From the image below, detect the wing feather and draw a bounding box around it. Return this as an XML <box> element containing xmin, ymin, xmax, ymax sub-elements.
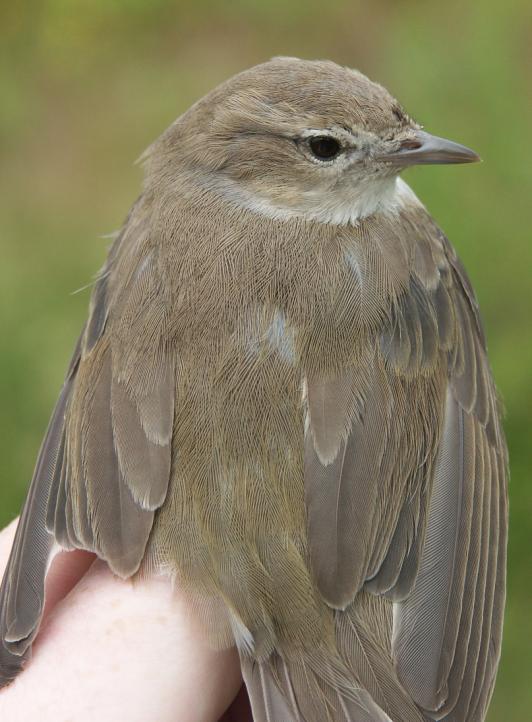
<box><xmin>304</xmin><ymin>217</ymin><xmax>507</xmax><ymax>721</ymax></box>
<box><xmin>0</xmin><ymin>348</ymin><xmax>79</xmax><ymax>685</ymax></box>
<box><xmin>0</xmin><ymin>203</ymin><xmax>175</xmax><ymax>687</ymax></box>
<box><xmin>305</xmin><ymin>359</ymin><xmax>395</xmax><ymax>608</ymax></box>
<box><xmin>392</xmin><ymin>237</ymin><xmax>508</xmax><ymax>720</ymax></box>
<box><xmin>392</xmin><ymin>390</ymin><xmax>476</xmax><ymax>710</ymax></box>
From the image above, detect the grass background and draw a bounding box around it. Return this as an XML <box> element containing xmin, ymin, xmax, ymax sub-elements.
<box><xmin>0</xmin><ymin>1</ymin><xmax>530</xmax><ymax>718</ymax></box>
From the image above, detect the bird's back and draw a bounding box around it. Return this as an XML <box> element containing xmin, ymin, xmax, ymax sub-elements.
<box><xmin>0</xmin><ymin>57</ymin><xmax>508</xmax><ymax>722</ymax></box>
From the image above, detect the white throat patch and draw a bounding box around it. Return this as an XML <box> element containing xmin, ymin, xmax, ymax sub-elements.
<box><xmin>201</xmin><ymin>173</ymin><xmax>422</xmax><ymax>226</ymax></box>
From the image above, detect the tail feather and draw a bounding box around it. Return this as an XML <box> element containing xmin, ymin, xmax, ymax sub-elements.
<box><xmin>240</xmin><ymin>593</ymin><xmax>427</xmax><ymax>722</ymax></box>
<box><xmin>241</xmin><ymin>651</ymin><xmax>393</xmax><ymax>722</ymax></box>
<box><xmin>242</xmin><ymin>656</ymin><xmax>298</xmax><ymax>722</ymax></box>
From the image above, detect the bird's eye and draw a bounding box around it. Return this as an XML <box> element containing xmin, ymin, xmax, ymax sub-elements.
<box><xmin>308</xmin><ymin>135</ymin><xmax>342</xmax><ymax>161</ymax></box>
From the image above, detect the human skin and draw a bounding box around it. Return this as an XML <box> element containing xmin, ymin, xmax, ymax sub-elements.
<box><xmin>0</xmin><ymin>519</ymin><xmax>251</xmax><ymax>722</ymax></box>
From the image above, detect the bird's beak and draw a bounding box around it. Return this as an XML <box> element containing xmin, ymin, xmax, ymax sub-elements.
<box><xmin>376</xmin><ymin>129</ymin><xmax>480</xmax><ymax>167</ymax></box>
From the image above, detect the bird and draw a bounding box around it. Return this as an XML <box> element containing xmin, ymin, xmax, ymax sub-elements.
<box><xmin>0</xmin><ymin>57</ymin><xmax>508</xmax><ymax>722</ymax></box>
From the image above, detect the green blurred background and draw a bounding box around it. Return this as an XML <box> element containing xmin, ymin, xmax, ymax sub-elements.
<box><xmin>0</xmin><ymin>1</ymin><xmax>530</xmax><ymax>718</ymax></box>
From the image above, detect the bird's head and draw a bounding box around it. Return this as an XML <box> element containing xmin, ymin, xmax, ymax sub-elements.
<box><xmin>147</xmin><ymin>57</ymin><xmax>479</xmax><ymax>224</ymax></box>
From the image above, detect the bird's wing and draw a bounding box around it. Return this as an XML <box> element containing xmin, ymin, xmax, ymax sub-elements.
<box><xmin>0</xmin><ymin>197</ymin><xmax>174</xmax><ymax>686</ymax></box>
<box><xmin>304</xmin><ymin>220</ymin><xmax>508</xmax><ymax>721</ymax></box>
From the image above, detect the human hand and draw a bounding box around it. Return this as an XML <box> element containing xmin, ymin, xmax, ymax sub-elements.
<box><xmin>0</xmin><ymin>519</ymin><xmax>252</xmax><ymax>721</ymax></box>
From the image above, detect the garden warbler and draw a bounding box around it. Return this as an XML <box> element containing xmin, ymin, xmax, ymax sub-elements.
<box><xmin>0</xmin><ymin>57</ymin><xmax>507</xmax><ymax>722</ymax></box>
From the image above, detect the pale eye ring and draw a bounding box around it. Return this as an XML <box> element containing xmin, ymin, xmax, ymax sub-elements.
<box><xmin>307</xmin><ymin>135</ymin><xmax>342</xmax><ymax>161</ymax></box>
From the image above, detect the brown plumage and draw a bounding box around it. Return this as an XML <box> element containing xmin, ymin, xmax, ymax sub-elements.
<box><xmin>0</xmin><ymin>57</ymin><xmax>507</xmax><ymax>722</ymax></box>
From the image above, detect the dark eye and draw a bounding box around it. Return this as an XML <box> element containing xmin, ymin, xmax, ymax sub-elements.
<box><xmin>308</xmin><ymin>135</ymin><xmax>342</xmax><ymax>161</ymax></box>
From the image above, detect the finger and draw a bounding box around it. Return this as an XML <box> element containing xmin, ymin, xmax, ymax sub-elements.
<box><xmin>0</xmin><ymin>557</ymin><xmax>242</xmax><ymax>722</ymax></box>
<box><xmin>0</xmin><ymin>519</ymin><xmax>97</xmax><ymax>623</ymax></box>
<box><xmin>42</xmin><ymin>549</ymin><xmax>96</xmax><ymax>616</ymax></box>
